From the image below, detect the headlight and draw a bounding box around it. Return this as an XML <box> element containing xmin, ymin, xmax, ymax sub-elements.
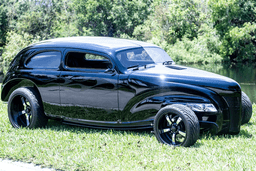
<box><xmin>186</xmin><ymin>103</ymin><xmax>217</xmax><ymax>112</ymax></box>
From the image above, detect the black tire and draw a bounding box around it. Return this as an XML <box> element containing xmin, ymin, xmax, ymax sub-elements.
<box><xmin>8</xmin><ymin>87</ymin><xmax>48</xmax><ymax>128</ymax></box>
<box><xmin>153</xmin><ymin>104</ymin><xmax>200</xmax><ymax>147</ymax></box>
<box><xmin>241</xmin><ymin>91</ymin><xmax>252</xmax><ymax>125</ymax></box>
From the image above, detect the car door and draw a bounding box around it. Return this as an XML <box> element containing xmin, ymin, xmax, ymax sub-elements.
<box><xmin>59</xmin><ymin>49</ymin><xmax>119</xmax><ymax>123</ymax></box>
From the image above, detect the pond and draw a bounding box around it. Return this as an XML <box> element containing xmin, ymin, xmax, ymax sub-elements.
<box><xmin>184</xmin><ymin>63</ymin><xmax>256</xmax><ymax>103</ymax></box>
<box><xmin>0</xmin><ymin>63</ymin><xmax>255</xmax><ymax>103</ymax></box>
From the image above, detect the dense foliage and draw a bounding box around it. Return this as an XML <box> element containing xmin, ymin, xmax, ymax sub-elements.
<box><xmin>210</xmin><ymin>0</ymin><xmax>256</xmax><ymax>62</ymax></box>
<box><xmin>0</xmin><ymin>0</ymin><xmax>255</xmax><ymax>73</ymax></box>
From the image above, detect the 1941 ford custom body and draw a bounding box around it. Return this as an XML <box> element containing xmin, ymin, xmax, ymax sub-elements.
<box><xmin>1</xmin><ymin>37</ymin><xmax>252</xmax><ymax>147</ymax></box>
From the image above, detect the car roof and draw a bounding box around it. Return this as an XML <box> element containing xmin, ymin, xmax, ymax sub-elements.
<box><xmin>29</xmin><ymin>37</ymin><xmax>159</xmax><ymax>54</ymax></box>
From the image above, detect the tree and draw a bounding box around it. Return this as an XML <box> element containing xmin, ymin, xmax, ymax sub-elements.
<box><xmin>133</xmin><ymin>0</ymin><xmax>201</xmax><ymax>45</ymax></box>
<box><xmin>0</xmin><ymin>1</ymin><xmax>8</xmax><ymax>45</ymax></box>
<box><xmin>15</xmin><ymin>0</ymin><xmax>59</xmax><ymax>39</ymax></box>
<box><xmin>133</xmin><ymin>0</ymin><xmax>222</xmax><ymax>64</ymax></box>
<box><xmin>72</xmin><ymin>0</ymin><xmax>152</xmax><ymax>37</ymax></box>
<box><xmin>210</xmin><ymin>0</ymin><xmax>256</xmax><ymax>62</ymax></box>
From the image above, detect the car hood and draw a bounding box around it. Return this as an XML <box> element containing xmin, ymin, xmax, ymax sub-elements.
<box><xmin>128</xmin><ymin>64</ymin><xmax>240</xmax><ymax>92</ymax></box>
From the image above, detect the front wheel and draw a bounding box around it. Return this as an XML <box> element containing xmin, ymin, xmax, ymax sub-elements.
<box><xmin>8</xmin><ymin>87</ymin><xmax>48</xmax><ymax>128</ymax></box>
<box><xmin>153</xmin><ymin>104</ymin><xmax>200</xmax><ymax>147</ymax></box>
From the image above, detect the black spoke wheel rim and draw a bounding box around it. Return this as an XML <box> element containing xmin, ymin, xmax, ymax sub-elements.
<box><xmin>158</xmin><ymin>113</ymin><xmax>186</xmax><ymax>146</ymax></box>
<box><xmin>10</xmin><ymin>95</ymin><xmax>32</xmax><ymax>127</ymax></box>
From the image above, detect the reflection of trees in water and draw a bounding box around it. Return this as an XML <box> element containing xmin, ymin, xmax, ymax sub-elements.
<box><xmin>0</xmin><ymin>68</ymin><xmax>3</xmax><ymax>83</ymax></box>
<box><xmin>184</xmin><ymin>63</ymin><xmax>256</xmax><ymax>103</ymax></box>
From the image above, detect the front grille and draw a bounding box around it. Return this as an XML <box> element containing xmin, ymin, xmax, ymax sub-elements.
<box><xmin>223</xmin><ymin>96</ymin><xmax>241</xmax><ymax>133</ymax></box>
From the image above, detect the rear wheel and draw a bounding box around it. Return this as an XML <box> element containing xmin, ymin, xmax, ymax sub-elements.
<box><xmin>241</xmin><ymin>91</ymin><xmax>252</xmax><ymax>125</ymax></box>
<box><xmin>8</xmin><ymin>87</ymin><xmax>48</xmax><ymax>128</ymax></box>
<box><xmin>153</xmin><ymin>104</ymin><xmax>200</xmax><ymax>147</ymax></box>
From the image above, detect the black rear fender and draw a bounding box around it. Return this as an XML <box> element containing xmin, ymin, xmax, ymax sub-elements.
<box><xmin>1</xmin><ymin>78</ymin><xmax>41</xmax><ymax>103</ymax></box>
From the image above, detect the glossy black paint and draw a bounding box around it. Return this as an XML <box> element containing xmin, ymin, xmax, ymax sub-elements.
<box><xmin>1</xmin><ymin>37</ymin><xmax>242</xmax><ymax>134</ymax></box>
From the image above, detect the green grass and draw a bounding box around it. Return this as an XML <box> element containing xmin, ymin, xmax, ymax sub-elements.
<box><xmin>0</xmin><ymin>99</ymin><xmax>256</xmax><ymax>170</ymax></box>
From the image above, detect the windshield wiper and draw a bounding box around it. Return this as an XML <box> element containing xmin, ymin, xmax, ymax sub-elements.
<box><xmin>127</xmin><ymin>65</ymin><xmax>140</xmax><ymax>70</ymax></box>
<box><xmin>163</xmin><ymin>61</ymin><xmax>174</xmax><ymax>65</ymax></box>
<box><xmin>127</xmin><ymin>63</ymin><xmax>155</xmax><ymax>70</ymax></box>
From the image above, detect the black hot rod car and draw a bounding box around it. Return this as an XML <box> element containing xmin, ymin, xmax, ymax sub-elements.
<box><xmin>1</xmin><ymin>37</ymin><xmax>252</xmax><ymax>147</ymax></box>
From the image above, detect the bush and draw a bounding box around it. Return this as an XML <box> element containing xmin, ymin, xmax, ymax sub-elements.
<box><xmin>167</xmin><ymin>37</ymin><xmax>222</xmax><ymax>64</ymax></box>
<box><xmin>2</xmin><ymin>31</ymin><xmax>40</xmax><ymax>74</ymax></box>
<box><xmin>167</xmin><ymin>24</ymin><xmax>222</xmax><ymax>64</ymax></box>
<box><xmin>219</xmin><ymin>23</ymin><xmax>256</xmax><ymax>62</ymax></box>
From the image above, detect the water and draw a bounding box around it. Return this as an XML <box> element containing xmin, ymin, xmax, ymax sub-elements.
<box><xmin>0</xmin><ymin>67</ymin><xmax>2</xmax><ymax>83</ymax></box>
<box><xmin>184</xmin><ymin>63</ymin><xmax>256</xmax><ymax>103</ymax></box>
<box><xmin>0</xmin><ymin>63</ymin><xmax>255</xmax><ymax>103</ymax></box>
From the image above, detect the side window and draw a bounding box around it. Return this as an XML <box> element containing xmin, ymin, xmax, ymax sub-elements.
<box><xmin>66</xmin><ymin>52</ymin><xmax>112</xmax><ymax>69</ymax></box>
<box><xmin>26</xmin><ymin>51</ymin><xmax>61</xmax><ymax>69</ymax></box>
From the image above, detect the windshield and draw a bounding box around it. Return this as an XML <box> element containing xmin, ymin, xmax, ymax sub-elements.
<box><xmin>116</xmin><ymin>47</ymin><xmax>173</xmax><ymax>68</ymax></box>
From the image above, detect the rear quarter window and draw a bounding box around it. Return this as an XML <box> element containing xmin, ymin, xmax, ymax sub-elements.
<box><xmin>26</xmin><ymin>51</ymin><xmax>61</xmax><ymax>69</ymax></box>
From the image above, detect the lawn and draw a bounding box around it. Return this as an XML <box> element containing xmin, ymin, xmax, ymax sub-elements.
<box><xmin>0</xmin><ymin>93</ymin><xmax>256</xmax><ymax>170</ymax></box>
